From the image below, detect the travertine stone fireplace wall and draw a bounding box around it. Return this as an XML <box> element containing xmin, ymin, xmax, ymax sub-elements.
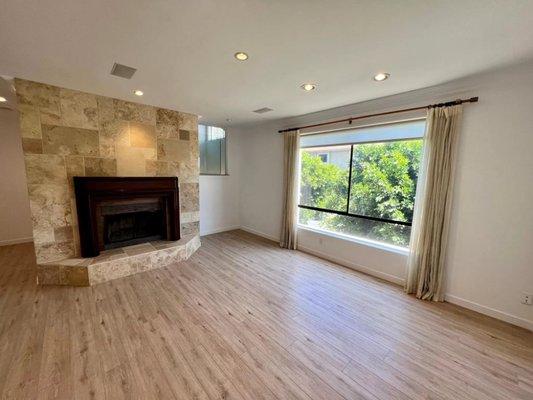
<box><xmin>15</xmin><ymin>78</ymin><xmax>200</xmax><ymax>264</ymax></box>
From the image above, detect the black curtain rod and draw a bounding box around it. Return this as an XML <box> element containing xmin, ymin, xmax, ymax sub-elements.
<box><xmin>278</xmin><ymin>96</ymin><xmax>478</xmax><ymax>134</ymax></box>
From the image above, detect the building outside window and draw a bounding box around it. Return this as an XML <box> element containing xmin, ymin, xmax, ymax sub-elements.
<box><xmin>298</xmin><ymin>119</ymin><xmax>425</xmax><ymax>248</ymax></box>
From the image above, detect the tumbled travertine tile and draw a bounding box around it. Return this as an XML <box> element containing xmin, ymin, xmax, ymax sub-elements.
<box><xmin>35</xmin><ymin>240</ymin><xmax>75</xmax><ymax>264</ymax></box>
<box><xmin>107</xmin><ymin>252</ymin><xmax>130</xmax><ymax>261</ymax></box>
<box><xmin>156</xmin><ymin>122</ymin><xmax>179</xmax><ymax>139</ymax></box>
<box><xmin>116</xmin><ymin>146</ymin><xmax>155</xmax><ymax>176</ymax></box>
<box><xmin>54</xmin><ymin>226</ymin><xmax>74</xmax><ymax>243</ymax></box>
<box><xmin>181</xmin><ymin>211</ymin><xmax>200</xmax><ymax>223</ymax></box>
<box><xmin>15</xmin><ymin>78</ymin><xmax>61</xmax><ymax>124</ymax></box>
<box><xmin>96</xmin><ymin>96</ymin><xmax>114</xmax><ymax>127</ymax></box>
<box><xmin>180</xmin><ymin>183</ymin><xmax>199</xmax><ymax>212</ymax></box>
<box><xmin>22</xmin><ymin>138</ymin><xmax>43</xmax><ymax>154</ymax></box>
<box><xmin>24</xmin><ymin>154</ymin><xmax>67</xmax><ymax>185</ymax></box>
<box><xmin>104</xmin><ymin>254</ymin><xmax>143</xmax><ymax>281</ymax></box>
<box><xmin>188</xmin><ymin>129</ymin><xmax>198</xmax><ymax>144</ymax></box>
<box><xmin>167</xmin><ymin>161</ymin><xmax>179</xmax><ymax>177</ymax></box>
<box><xmin>38</xmin><ymin>264</ymin><xmax>88</xmax><ymax>286</ymax></box>
<box><xmin>145</xmin><ymin>160</ymin><xmax>169</xmax><ymax>176</ymax></box>
<box><xmin>152</xmin><ymin>241</ymin><xmax>177</xmax><ymax>250</ymax></box>
<box><xmin>65</xmin><ymin>155</ymin><xmax>85</xmax><ymax>177</ymax></box>
<box><xmin>181</xmin><ymin>221</ymin><xmax>199</xmax><ymax>236</ymax></box>
<box><xmin>156</xmin><ymin>108</ymin><xmax>181</xmax><ymax>125</ymax></box>
<box><xmin>186</xmin><ymin>235</ymin><xmax>201</xmax><ymax>258</ymax></box>
<box><xmin>177</xmin><ymin>161</ymin><xmax>199</xmax><ymax>183</ymax></box>
<box><xmin>36</xmin><ymin>264</ymin><xmax>61</xmax><ymax>285</ymax></box>
<box><xmin>62</xmin><ymin>266</ymin><xmax>89</xmax><ymax>286</ymax></box>
<box><xmin>42</xmin><ymin>124</ymin><xmax>99</xmax><ymax>156</ymax></box>
<box><xmin>149</xmin><ymin>246</ymin><xmax>183</xmax><ymax>267</ymax></box>
<box><xmin>179</xmin><ymin>112</ymin><xmax>198</xmax><ymax>131</ymax></box>
<box><xmin>113</xmin><ymin>99</ymin><xmax>156</xmax><ymax>125</ymax></box>
<box><xmin>157</xmin><ymin>139</ymin><xmax>191</xmax><ymax>162</ymax></box>
<box><xmin>54</xmin><ymin>257</ymin><xmax>91</xmax><ymax>267</ymax></box>
<box><xmin>129</xmin><ymin>122</ymin><xmax>156</xmax><ymax>148</ymax></box>
<box><xmin>98</xmin><ymin>120</ymin><xmax>130</xmax><ymax>158</ymax></box>
<box><xmin>18</xmin><ymin>104</ymin><xmax>42</xmax><ymax>138</ymax></box>
<box><xmin>38</xmin><ymin>235</ymin><xmax>200</xmax><ymax>286</ymax></box>
<box><xmin>33</xmin><ymin>226</ymin><xmax>55</xmax><ymax>244</ymax></box>
<box><xmin>98</xmin><ymin>248</ymin><xmax>126</xmax><ymax>258</ymax></box>
<box><xmin>84</xmin><ymin>157</ymin><xmax>117</xmax><ymax>176</ymax></box>
<box><xmin>59</xmin><ymin>88</ymin><xmax>98</xmax><ymax>129</ymax></box>
<box><xmin>28</xmin><ymin>184</ymin><xmax>71</xmax><ymax>229</ymax></box>
<box><xmin>100</xmin><ymin>120</ymin><xmax>130</xmax><ymax>144</ymax></box>
<box><xmin>123</xmin><ymin>243</ymin><xmax>156</xmax><ymax>256</ymax></box>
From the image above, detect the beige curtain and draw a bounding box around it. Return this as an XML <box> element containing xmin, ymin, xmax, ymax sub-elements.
<box><xmin>280</xmin><ymin>130</ymin><xmax>300</xmax><ymax>249</ymax></box>
<box><xmin>405</xmin><ymin>105</ymin><xmax>463</xmax><ymax>301</ymax></box>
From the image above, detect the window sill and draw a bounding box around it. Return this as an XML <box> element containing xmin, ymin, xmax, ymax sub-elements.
<box><xmin>297</xmin><ymin>224</ymin><xmax>409</xmax><ymax>256</ymax></box>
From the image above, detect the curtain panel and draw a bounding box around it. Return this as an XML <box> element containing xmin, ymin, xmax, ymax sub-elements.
<box><xmin>280</xmin><ymin>130</ymin><xmax>300</xmax><ymax>249</ymax></box>
<box><xmin>405</xmin><ymin>105</ymin><xmax>463</xmax><ymax>301</ymax></box>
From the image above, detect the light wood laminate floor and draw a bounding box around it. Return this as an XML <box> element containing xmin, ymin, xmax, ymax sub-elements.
<box><xmin>1</xmin><ymin>230</ymin><xmax>532</xmax><ymax>399</ymax></box>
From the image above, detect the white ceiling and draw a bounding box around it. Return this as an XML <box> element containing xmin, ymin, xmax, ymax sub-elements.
<box><xmin>1</xmin><ymin>1</ymin><xmax>533</xmax><ymax>127</ymax></box>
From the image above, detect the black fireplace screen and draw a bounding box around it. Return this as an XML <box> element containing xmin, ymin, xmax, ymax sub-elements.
<box><xmin>103</xmin><ymin>210</ymin><xmax>164</xmax><ymax>249</ymax></box>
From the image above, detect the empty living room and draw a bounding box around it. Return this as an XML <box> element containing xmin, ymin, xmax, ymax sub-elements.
<box><xmin>1</xmin><ymin>1</ymin><xmax>533</xmax><ymax>399</ymax></box>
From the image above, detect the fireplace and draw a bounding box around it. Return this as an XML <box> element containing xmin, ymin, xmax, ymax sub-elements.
<box><xmin>74</xmin><ymin>177</ymin><xmax>180</xmax><ymax>257</ymax></box>
<box><xmin>100</xmin><ymin>198</ymin><xmax>165</xmax><ymax>249</ymax></box>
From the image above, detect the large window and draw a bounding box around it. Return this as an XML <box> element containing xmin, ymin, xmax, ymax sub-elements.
<box><xmin>199</xmin><ymin>125</ymin><xmax>227</xmax><ymax>175</ymax></box>
<box><xmin>298</xmin><ymin>120</ymin><xmax>425</xmax><ymax>247</ymax></box>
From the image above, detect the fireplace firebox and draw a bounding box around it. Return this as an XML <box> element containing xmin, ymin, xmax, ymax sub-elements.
<box><xmin>74</xmin><ymin>177</ymin><xmax>180</xmax><ymax>257</ymax></box>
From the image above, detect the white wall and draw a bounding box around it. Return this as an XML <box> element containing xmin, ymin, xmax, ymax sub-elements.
<box><xmin>0</xmin><ymin>78</ymin><xmax>33</xmax><ymax>245</ymax></box>
<box><xmin>237</xmin><ymin>61</ymin><xmax>533</xmax><ymax>330</ymax></box>
<box><xmin>239</xmin><ymin>122</ymin><xmax>285</xmax><ymax>240</ymax></box>
<box><xmin>199</xmin><ymin>128</ymin><xmax>242</xmax><ymax>236</ymax></box>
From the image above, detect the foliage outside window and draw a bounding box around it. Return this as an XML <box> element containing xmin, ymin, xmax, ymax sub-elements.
<box><xmin>199</xmin><ymin>125</ymin><xmax>227</xmax><ymax>175</ymax></box>
<box><xmin>298</xmin><ymin>120</ymin><xmax>425</xmax><ymax>247</ymax></box>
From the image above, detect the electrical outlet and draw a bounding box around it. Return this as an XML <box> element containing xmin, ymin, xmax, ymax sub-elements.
<box><xmin>521</xmin><ymin>293</ymin><xmax>533</xmax><ymax>305</ymax></box>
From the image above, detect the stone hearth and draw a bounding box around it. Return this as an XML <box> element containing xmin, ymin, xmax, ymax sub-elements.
<box><xmin>37</xmin><ymin>234</ymin><xmax>200</xmax><ymax>286</ymax></box>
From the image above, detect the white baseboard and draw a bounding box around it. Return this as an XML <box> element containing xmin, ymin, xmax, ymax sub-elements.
<box><xmin>0</xmin><ymin>236</ymin><xmax>33</xmax><ymax>246</ymax></box>
<box><xmin>445</xmin><ymin>294</ymin><xmax>533</xmax><ymax>332</ymax></box>
<box><xmin>239</xmin><ymin>226</ymin><xmax>279</xmax><ymax>242</ymax></box>
<box><xmin>200</xmin><ymin>225</ymin><xmax>241</xmax><ymax>236</ymax></box>
<box><xmin>298</xmin><ymin>244</ymin><xmax>405</xmax><ymax>286</ymax></box>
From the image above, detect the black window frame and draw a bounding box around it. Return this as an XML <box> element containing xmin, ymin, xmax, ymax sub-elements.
<box><xmin>298</xmin><ymin>136</ymin><xmax>424</xmax><ymax>228</ymax></box>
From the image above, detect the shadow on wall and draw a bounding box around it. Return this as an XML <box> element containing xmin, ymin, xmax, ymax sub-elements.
<box><xmin>0</xmin><ymin>77</ymin><xmax>33</xmax><ymax>245</ymax></box>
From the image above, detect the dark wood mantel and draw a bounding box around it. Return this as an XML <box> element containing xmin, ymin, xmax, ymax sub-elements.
<box><xmin>74</xmin><ymin>177</ymin><xmax>180</xmax><ymax>257</ymax></box>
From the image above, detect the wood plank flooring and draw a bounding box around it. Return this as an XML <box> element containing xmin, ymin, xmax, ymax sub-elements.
<box><xmin>0</xmin><ymin>230</ymin><xmax>532</xmax><ymax>399</ymax></box>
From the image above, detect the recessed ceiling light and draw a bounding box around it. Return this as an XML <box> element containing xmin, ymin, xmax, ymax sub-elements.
<box><xmin>198</xmin><ymin>115</ymin><xmax>203</xmax><ymax>119</ymax></box>
<box><xmin>0</xmin><ymin>96</ymin><xmax>6</xmax><ymax>102</ymax></box>
<box><xmin>133</xmin><ymin>90</ymin><xmax>144</xmax><ymax>96</ymax></box>
<box><xmin>373</xmin><ymin>72</ymin><xmax>390</xmax><ymax>82</ymax></box>
<box><xmin>301</xmin><ymin>83</ymin><xmax>317</xmax><ymax>91</ymax></box>
<box><xmin>234</xmin><ymin>52</ymin><xmax>249</xmax><ymax>61</ymax></box>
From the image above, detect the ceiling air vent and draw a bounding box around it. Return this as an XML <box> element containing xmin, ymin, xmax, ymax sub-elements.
<box><xmin>253</xmin><ymin>107</ymin><xmax>274</xmax><ymax>114</ymax></box>
<box><xmin>110</xmin><ymin>63</ymin><xmax>137</xmax><ymax>79</ymax></box>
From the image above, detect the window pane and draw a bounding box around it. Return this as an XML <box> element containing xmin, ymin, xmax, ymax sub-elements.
<box><xmin>348</xmin><ymin>140</ymin><xmax>423</xmax><ymax>224</ymax></box>
<box><xmin>300</xmin><ymin>119</ymin><xmax>425</xmax><ymax>148</ymax></box>
<box><xmin>199</xmin><ymin>125</ymin><xmax>227</xmax><ymax>175</ymax></box>
<box><xmin>298</xmin><ymin>209</ymin><xmax>412</xmax><ymax>247</ymax></box>
<box><xmin>299</xmin><ymin>145</ymin><xmax>350</xmax><ymax>212</ymax></box>
<box><xmin>298</xmin><ymin>119</ymin><xmax>425</xmax><ymax>248</ymax></box>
